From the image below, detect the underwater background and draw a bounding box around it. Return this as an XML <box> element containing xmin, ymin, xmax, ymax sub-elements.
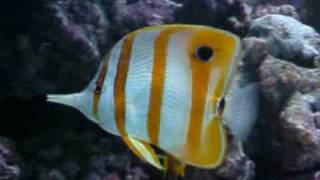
<box><xmin>0</xmin><ymin>0</ymin><xmax>320</xmax><ymax>179</ymax></box>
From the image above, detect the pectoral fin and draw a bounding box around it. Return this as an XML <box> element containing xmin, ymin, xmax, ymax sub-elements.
<box><xmin>122</xmin><ymin>136</ymin><xmax>164</xmax><ymax>170</ymax></box>
<box><xmin>224</xmin><ymin>82</ymin><xmax>259</xmax><ymax>141</ymax></box>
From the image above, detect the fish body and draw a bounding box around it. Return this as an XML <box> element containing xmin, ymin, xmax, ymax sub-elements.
<box><xmin>47</xmin><ymin>24</ymin><xmax>257</xmax><ymax>175</ymax></box>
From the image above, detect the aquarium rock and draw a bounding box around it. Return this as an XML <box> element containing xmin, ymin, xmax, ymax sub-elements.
<box><xmin>248</xmin><ymin>0</ymin><xmax>304</xmax><ymax>7</ymax></box>
<box><xmin>38</xmin><ymin>169</ymin><xmax>66</xmax><ymax>180</ymax></box>
<box><xmin>46</xmin><ymin>0</ymin><xmax>109</xmax><ymax>63</ymax></box>
<box><xmin>259</xmin><ymin>56</ymin><xmax>320</xmax><ymax>109</ymax></box>
<box><xmin>242</xmin><ymin>37</ymin><xmax>268</xmax><ymax>69</ymax></box>
<box><xmin>249</xmin><ymin>0</ymin><xmax>320</xmax><ymax>31</ymax></box>
<box><xmin>109</xmin><ymin>0</ymin><xmax>182</xmax><ymax>37</ymax></box>
<box><xmin>252</xmin><ymin>4</ymin><xmax>299</xmax><ymax>19</ymax></box>
<box><xmin>280</xmin><ymin>91</ymin><xmax>320</xmax><ymax>171</ymax></box>
<box><xmin>0</xmin><ymin>0</ymin><xmax>110</xmax><ymax>98</ymax></box>
<box><xmin>259</xmin><ymin>53</ymin><xmax>320</xmax><ymax>172</ymax></box>
<box><xmin>215</xmin><ymin>141</ymin><xmax>255</xmax><ymax>180</ymax></box>
<box><xmin>38</xmin><ymin>0</ymin><xmax>110</xmax><ymax>91</ymax></box>
<box><xmin>16</xmin><ymin>123</ymin><xmax>154</xmax><ymax>180</ymax></box>
<box><xmin>178</xmin><ymin>0</ymin><xmax>250</xmax><ymax>34</ymax></box>
<box><xmin>250</xmin><ymin>14</ymin><xmax>320</xmax><ymax>67</ymax></box>
<box><xmin>0</xmin><ymin>137</ymin><xmax>21</xmax><ymax>180</ymax></box>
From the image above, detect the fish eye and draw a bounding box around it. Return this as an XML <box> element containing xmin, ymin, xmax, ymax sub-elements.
<box><xmin>195</xmin><ymin>46</ymin><xmax>214</xmax><ymax>62</ymax></box>
<box><xmin>217</xmin><ymin>98</ymin><xmax>225</xmax><ymax>115</ymax></box>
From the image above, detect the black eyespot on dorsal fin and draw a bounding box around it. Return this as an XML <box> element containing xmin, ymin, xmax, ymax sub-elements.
<box><xmin>95</xmin><ymin>84</ymin><xmax>103</xmax><ymax>94</ymax></box>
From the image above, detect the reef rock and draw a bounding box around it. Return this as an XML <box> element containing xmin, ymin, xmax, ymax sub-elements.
<box><xmin>249</xmin><ymin>0</ymin><xmax>320</xmax><ymax>31</ymax></box>
<box><xmin>214</xmin><ymin>142</ymin><xmax>255</xmax><ymax>180</ymax></box>
<box><xmin>45</xmin><ymin>0</ymin><xmax>110</xmax><ymax>63</ymax></box>
<box><xmin>0</xmin><ymin>0</ymin><xmax>110</xmax><ymax>98</ymax></box>
<box><xmin>252</xmin><ymin>4</ymin><xmax>299</xmax><ymax>19</ymax></box>
<box><xmin>250</xmin><ymin>14</ymin><xmax>320</xmax><ymax>67</ymax></box>
<box><xmin>259</xmin><ymin>56</ymin><xmax>320</xmax><ymax>109</ymax></box>
<box><xmin>242</xmin><ymin>37</ymin><xmax>268</xmax><ymax>69</ymax></box>
<box><xmin>281</xmin><ymin>91</ymin><xmax>320</xmax><ymax>171</ymax></box>
<box><xmin>176</xmin><ymin>0</ymin><xmax>250</xmax><ymax>34</ymax></box>
<box><xmin>0</xmin><ymin>137</ymin><xmax>21</xmax><ymax>180</ymax></box>
<box><xmin>36</xmin><ymin>0</ymin><xmax>110</xmax><ymax>91</ymax></box>
<box><xmin>0</xmin><ymin>0</ymin><xmax>249</xmax><ymax>98</ymax></box>
<box><xmin>259</xmin><ymin>55</ymin><xmax>320</xmax><ymax>171</ymax></box>
<box><xmin>109</xmin><ymin>0</ymin><xmax>182</xmax><ymax>37</ymax></box>
<box><xmin>16</xmin><ymin>117</ymin><xmax>155</xmax><ymax>180</ymax></box>
<box><xmin>244</xmin><ymin>25</ymin><xmax>320</xmax><ymax>178</ymax></box>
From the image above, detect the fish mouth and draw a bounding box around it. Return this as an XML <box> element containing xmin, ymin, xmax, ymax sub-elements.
<box><xmin>47</xmin><ymin>93</ymin><xmax>82</xmax><ymax>109</ymax></box>
<box><xmin>47</xmin><ymin>92</ymin><xmax>98</xmax><ymax>123</ymax></box>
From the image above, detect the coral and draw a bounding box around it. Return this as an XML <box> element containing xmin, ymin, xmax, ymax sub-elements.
<box><xmin>0</xmin><ymin>137</ymin><xmax>21</xmax><ymax>180</ymax></box>
<box><xmin>244</xmin><ymin>17</ymin><xmax>320</xmax><ymax>178</ymax></box>
<box><xmin>250</xmin><ymin>14</ymin><xmax>320</xmax><ymax>67</ymax></box>
<box><xmin>259</xmin><ymin>56</ymin><xmax>320</xmax><ymax>110</ymax></box>
<box><xmin>214</xmin><ymin>142</ymin><xmax>255</xmax><ymax>180</ymax></box>
<box><xmin>248</xmin><ymin>0</ymin><xmax>304</xmax><ymax>7</ymax></box>
<box><xmin>36</xmin><ymin>0</ymin><xmax>111</xmax><ymax>92</ymax></box>
<box><xmin>0</xmin><ymin>0</ymin><xmax>248</xmax><ymax>97</ymax></box>
<box><xmin>109</xmin><ymin>0</ymin><xmax>182</xmax><ymax>37</ymax></box>
<box><xmin>249</xmin><ymin>0</ymin><xmax>320</xmax><ymax>31</ymax></box>
<box><xmin>259</xmin><ymin>55</ymin><xmax>320</xmax><ymax>171</ymax></box>
<box><xmin>258</xmin><ymin>55</ymin><xmax>320</xmax><ymax>177</ymax></box>
<box><xmin>0</xmin><ymin>0</ymin><xmax>110</xmax><ymax>98</ymax></box>
<box><xmin>242</xmin><ymin>37</ymin><xmax>268</xmax><ymax>69</ymax></box>
<box><xmin>252</xmin><ymin>4</ymin><xmax>299</xmax><ymax>19</ymax></box>
<box><xmin>280</xmin><ymin>91</ymin><xmax>320</xmax><ymax>171</ymax></box>
<box><xmin>9</xmin><ymin>107</ymin><xmax>156</xmax><ymax>180</ymax></box>
<box><xmin>177</xmin><ymin>0</ymin><xmax>251</xmax><ymax>35</ymax></box>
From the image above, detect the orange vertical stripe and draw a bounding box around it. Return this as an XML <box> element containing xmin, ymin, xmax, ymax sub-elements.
<box><xmin>184</xmin><ymin>28</ymin><xmax>238</xmax><ymax>165</ymax></box>
<box><xmin>114</xmin><ymin>35</ymin><xmax>135</xmax><ymax>136</ymax></box>
<box><xmin>186</xmin><ymin>56</ymin><xmax>212</xmax><ymax>157</ymax></box>
<box><xmin>147</xmin><ymin>28</ymin><xmax>180</xmax><ymax>145</ymax></box>
<box><xmin>93</xmin><ymin>53</ymin><xmax>110</xmax><ymax>120</ymax></box>
<box><xmin>185</xmin><ymin>31</ymin><xmax>225</xmax><ymax>161</ymax></box>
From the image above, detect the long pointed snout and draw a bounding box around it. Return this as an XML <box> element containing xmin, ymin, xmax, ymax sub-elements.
<box><xmin>47</xmin><ymin>93</ymin><xmax>83</xmax><ymax>109</ymax></box>
<box><xmin>47</xmin><ymin>91</ymin><xmax>97</xmax><ymax>123</ymax></box>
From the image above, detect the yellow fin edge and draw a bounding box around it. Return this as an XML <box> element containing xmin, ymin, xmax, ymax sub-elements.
<box><xmin>122</xmin><ymin>136</ymin><xmax>164</xmax><ymax>170</ymax></box>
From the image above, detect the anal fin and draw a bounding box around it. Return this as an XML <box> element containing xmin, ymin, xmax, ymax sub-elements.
<box><xmin>122</xmin><ymin>136</ymin><xmax>164</xmax><ymax>170</ymax></box>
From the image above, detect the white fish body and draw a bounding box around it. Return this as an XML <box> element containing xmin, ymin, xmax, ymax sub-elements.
<box><xmin>47</xmin><ymin>24</ymin><xmax>246</xmax><ymax>175</ymax></box>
